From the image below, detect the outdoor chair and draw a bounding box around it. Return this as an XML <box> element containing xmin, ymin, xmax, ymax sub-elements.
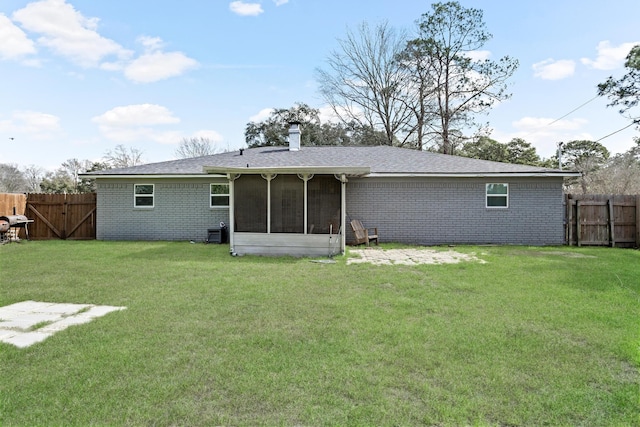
<box><xmin>350</xmin><ymin>219</ymin><xmax>379</xmax><ymax>246</ymax></box>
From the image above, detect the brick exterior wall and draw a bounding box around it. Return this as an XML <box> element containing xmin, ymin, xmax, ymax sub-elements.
<box><xmin>96</xmin><ymin>179</ymin><xmax>229</xmax><ymax>241</ymax></box>
<box><xmin>96</xmin><ymin>176</ymin><xmax>565</xmax><ymax>246</ymax></box>
<box><xmin>345</xmin><ymin>177</ymin><xmax>566</xmax><ymax>245</ymax></box>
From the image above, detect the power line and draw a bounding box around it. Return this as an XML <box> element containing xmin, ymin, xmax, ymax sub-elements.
<box><xmin>545</xmin><ymin>95</ymin><xmax>599</xmax><ymax>127</ymax></box>
<box><xmin>520</xmin><ymin>95</ymin><xmax>600</xmax><ymax>139</ymax></box>
<box><xmin>595</xmin><ymin>120</ymin><xmax>638</xmax><ymax>142</ymax></box>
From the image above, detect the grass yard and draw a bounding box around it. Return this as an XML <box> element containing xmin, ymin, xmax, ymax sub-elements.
<box><xmin>0</xmin><ymin>241</ymin><xmax>638</xmax><ymax>426</ymax></box>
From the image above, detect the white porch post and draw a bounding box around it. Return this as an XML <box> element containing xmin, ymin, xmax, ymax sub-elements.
<box><xmin>341</xmin><ymin>174</ymin><xmax>347</xmax><ymax>254</ymax></box>
<box><xmin>297</xmin><ymin>173</ymin><xmax>313</xmax><ymax>234</ymax></box>
<box><xmin>228</xmin><ymin>173</ymin><xmax>236</xmax><ymax>253</ymax></box>
<box><xmin>261</xmin><ymin>173</ymin><xmax>275</xmax><ymax>234</ymax></box>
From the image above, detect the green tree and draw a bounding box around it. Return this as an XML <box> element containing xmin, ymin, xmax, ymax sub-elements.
<box><xmin>39</xmin><ymin>169</ymin><xmax>75</xmax><ymax>194</ymax></box>
<box><xmin>245</xmin><ymin>103</ymin><xmax>321</xmax><ymax>147</ymax></box>
<box><xmin>597</xmin><ymin>44</ymin><xmax>640</xmax><ymax>123</ymax></box>
<box><xmin>560</xmin><ymin>140</ymin><xmax>610</xmax><ymax>194</ymax></box>
<box><xmin>244</xmin><ymin>103</ymin><xmax>389</xmax><ymax>147</ymax></box>
<box><xmin>560</xmin><ymin>140</ymin><xmax>610</xmax><ymax>170</ymax></box>
<box><xmin>78</xmin><ymin>162</ymin><xmax>111</xmax><ymax>193</ymax></box>
<box><xmin>505</xmin><ymin>138</ymin><xmax>541</xmax><ymax>165</ymax></box>
<box><xmin>459</xmin><ymin>136</ymin><xmax>508</xmax><ymax>162</ymax></box>
<box><xmin>404</xmin><ymin>2</ymin><xmax>518</xmax><ymax>154</ymax></box>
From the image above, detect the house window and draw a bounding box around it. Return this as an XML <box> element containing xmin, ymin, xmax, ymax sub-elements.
<box><xmin>210</xmin><ymin>184</ymin><xmax>230</xmax><ymax>208</ymax></box>
<box><xmin>134</xmin><ymin>184</ymin><xmax>154</xmax><ymax>208</ymax></box>
<box><xmin>486</xmin><ymin>183</ymin><xmax>508</xmax><ymax>208</ymax></box>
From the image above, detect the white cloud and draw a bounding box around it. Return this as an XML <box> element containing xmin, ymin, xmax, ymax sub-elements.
<box><xmin>492</xmin><ymin>116</ymin><xmax>591</xmax><ymax>157</ymax></box>
<box><xmin>464</xmin><ymin>50</ymin><xmax>491</xmax><ymax>62</ymax></box>
<box><xmin>274</xmin><ymin>0</ymin><xmax>289</xmax><ymax>5</ymax></box>
<box><xmin>93</xmin><ymin>104</ymin><xmax>180</xmax><ymax>128</ymax></box>
<box><xmin>192</xmin><ymin>130</ymin><xmax>224</xmax><ymax>142</ymax></box>
<box><xmin>12</xmin><ymin>0</ymin><xmax>132</xmax><ymax>68</ymax></box>
<box><xmin>229</xmin><ymin>1</ymin><xmax>264</xmax><ymax>16</ymax></box>
<box><xmin>318</xmin><ymin>104</ymin><xmax>365</xmax><ymax>124</ymax></box>
<box><xmin>11</xmin><ymin>1</ymin><xmax>197</xmax><ymax>83</ymax></box>
<box><xmin>0</xmin><ymin>13</ymin><xmax>37</xmax><ymax>61</ymax></box>
<box><xmin>92</xmin><ymin>104</ymin><xmax>184</xmax><ymax>143</ymax></box>
<box><xmin>124</xmin><ymin>51</ymin><xmax>199</xmax><ymax>83</ymax></box>
<box><xmin>137</xmin><ymin>35</ymin><xmax>164</xmax><ymax>52</ymax></box>
<box><xmin>249</xmin><ymin>108</ymin><xmax>274</xmax><ymax>122</ymax></box>
<box><xmin>532</xmin><ymin>59</ymin><xmax>575</xmax><ymax>80</ymax></box>
<box><xmin>580</xmin><ymin>40</ymin><xmax>640</xmax><ymax>70</ymax></box>
<box><xmin>0</xmin><ymin>110</ymin><xmax>61</xmax><ymax>138</ymax></box>
<box><xmin>513</xmin><ymin>116</ymin><xmax>587</xmax><ymax>132</ymax></box>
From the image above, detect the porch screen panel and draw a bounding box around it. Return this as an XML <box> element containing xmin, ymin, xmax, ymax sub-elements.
<box><xmin>270</xmin><ymin>175</ymin><xmax>304</xmax><ymax>233</ymax></box>
<box><xmin>308</xmin><ymin>175</ymin><xmax>341</xmax><ymax>234</ymax></box>
<box><xmin>234</xmin><ymin>175</ymin><xmax>267</xmax><ymax>232</ymax></box>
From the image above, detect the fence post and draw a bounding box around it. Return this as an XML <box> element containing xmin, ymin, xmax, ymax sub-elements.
<box><xmin>636</xmin><ymin>195</ymin><xmax>640</xmax><ymax>248</ymax></box>
<box><xmin>608</xmin><ymin>198</ymin><xmax>615</xmax><ymax>248</ymax></box>
<box><xmin>576</xmin><ymin>200</ymin><xmax>581</xmax><ymax>247</ymax></box>
<box><xmin>567</xmin><ymin>196</ymin><xmax>574</xmax><ymax>246</ymax></box>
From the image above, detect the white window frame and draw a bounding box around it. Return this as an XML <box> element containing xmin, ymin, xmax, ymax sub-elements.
<box><xmin>486</xmin><ymin>183</ymin><xmax>509</xmax><ymax>208</ymax></box>
<box><xmin>134</xmin><ymin>184</ymin><xmax>154</xmax><ymax>208</ymax></box>
<box><xmin>210</xmin><ymin>183</ymin><xmax>230</xmax><ymax>209</ymax></box>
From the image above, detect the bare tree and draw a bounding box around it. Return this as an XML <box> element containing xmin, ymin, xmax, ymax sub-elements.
<box><xmin>61</xmin><ymin>158</ymin><xmax>91</xmax><ymax>193</ymax></box>
<box><xmin>405</xmin><ymin>2</ymin><xmax>518</xmax><ymax>154</ymax></box>
<box><xmin>580</xmin><ymin>141</ymin><xmax>640</xmax><ymax>194</ymax></box>
<box><xmin>0</xmin><ymin>163</ymin><xmax>27</xmax><ymax>193</ymax></box>
<box><xmin>175</xmin><ymin>137</ymin><xmax>221</xmax><ymax>158</ymax></box>
<box><xmin>103</xmin><ymin>145</ymin><xmax>145</xmax><ymax>168</ymax></box>
<box><xmin>316</xmin><ymin>21</ymin><xmax>411</xmax><ymax>146</ymax></box>
<box><xmin>22</xmin><ymin>165</ymin><xmax>44</xmax><ymax>193</ymax></box>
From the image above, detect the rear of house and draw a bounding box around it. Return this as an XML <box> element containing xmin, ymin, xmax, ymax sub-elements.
<box><xmin>85</xmin><ymin>128</ymin><xmax>577</xmax><ymax>256</ymax></box>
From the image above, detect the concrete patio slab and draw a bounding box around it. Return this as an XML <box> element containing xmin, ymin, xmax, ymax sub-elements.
<box><xmin>348</xmin><ymin>248</ymin><xmax>485</xmax><ymax>266</ymax></box>
<box><xmin>0</xmin><ymin>301</ymin><xmax>126</xmax><ymax>349</ymax></box>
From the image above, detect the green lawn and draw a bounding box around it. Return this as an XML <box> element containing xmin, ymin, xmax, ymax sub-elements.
<box><xmin>1</xmin><ymin>241</ymin><xmax>638</xmax><ymax>426</ymax></box>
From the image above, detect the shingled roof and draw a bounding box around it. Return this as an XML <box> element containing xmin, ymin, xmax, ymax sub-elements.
<box><xmin>83</xmin><ymin>145</ymin><xmax>577</xmax><ymax>177</ymax></box>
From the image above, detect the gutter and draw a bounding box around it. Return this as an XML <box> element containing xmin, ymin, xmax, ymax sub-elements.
<box><xmin>79</xmin><ymin>174</ymin><xmax>226</xmax><ymax>179</ymax></box>
<box><xmin>365</xmin><ymin>172</ymin><xmax>581</xmax><ymax>178</ymax></box>
<box><xmin>81</xmin><ymin>171</ymin><xmax>580</xmax><ymax>180</ymax></box>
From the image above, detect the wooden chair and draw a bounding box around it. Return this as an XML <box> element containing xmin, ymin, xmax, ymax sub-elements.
<box><xmin>350</xmin><ymin>219</ymin><xmax>379</xmax><ymax>246</ymax></box>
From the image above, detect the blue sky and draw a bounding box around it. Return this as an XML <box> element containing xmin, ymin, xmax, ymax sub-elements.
<box><xmin>1</xmin><ymin>0</ymin><xmax>638</xmax><ymax>170</ymax></box>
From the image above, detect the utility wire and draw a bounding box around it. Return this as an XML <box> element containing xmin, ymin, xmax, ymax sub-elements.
<box><xmin>520</xmin><ymin>95</ymin><xmax>600</xmax><ymax>139</ymax></box>
<box><xmin>595</xmin><ymin>120</ymin><xmax>638</xmax><ymax>142</ymax></box>
<box><xmin>545</xmin><ymin>95</ymin><xmax>599</xmax><ymax>127</ymax></box>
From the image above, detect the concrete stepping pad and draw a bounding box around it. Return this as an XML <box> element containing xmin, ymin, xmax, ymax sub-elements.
<box><xmin>0</xmin><ymin>300</ymin><xmax>126</xmax><ymax>348</ymax></box>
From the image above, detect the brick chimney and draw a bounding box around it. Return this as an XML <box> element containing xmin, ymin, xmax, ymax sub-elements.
<box><xmin>288</xmin><ymin>121</ymin><xmax>301</xmax><ymax>151</ymax></box>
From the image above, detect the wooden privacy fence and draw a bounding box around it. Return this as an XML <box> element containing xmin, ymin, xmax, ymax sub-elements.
<box><xmin>0</xmin><ymin>193</ymin><xmax>27</xmax><ymax>216</ymax></box>
<box><xmin>26</xmin><ymin>193</ymin><xmax>96</xmax><ymax>240</ymax></box>
<box><xmin>566</xmin><ymin>194</ymin><xmax>640</xmax><ymax>248</ymax></box>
